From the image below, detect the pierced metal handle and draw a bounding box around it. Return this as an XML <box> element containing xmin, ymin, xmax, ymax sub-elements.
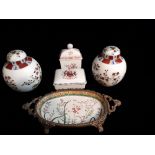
<box><xmin>103</xmin><ymin>94</ymin><xmax>121</xmax><ymax>114</ymax></box>
<box><xmin>22</xmin><ymin>96</ymin><xmax>42</xmax><ymax>117</ymax></box>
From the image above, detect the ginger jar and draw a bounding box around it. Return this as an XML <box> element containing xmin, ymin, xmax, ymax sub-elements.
<box><xmin>2</xmin><ymin>50</ymin><xmax>42</xmax><ymax>92</ymax></box>
<box><xmin>92</xmin><ymin>46</ymin><xmax>127</xmax><ymax>87</ymax></box>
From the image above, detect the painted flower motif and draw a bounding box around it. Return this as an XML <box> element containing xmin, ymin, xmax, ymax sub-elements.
<box><xmin>41</xmin><ymin>97</ymin><xmax>102</xmax><ymax>125</ymax></box>
<box><xmin>63</xmin><ymin>70</ymin><xmax>77</xmax><ymax>79</ymax></box>
<box><xmin>93</xmin><ymin>63</ymin><xmax>100</xmax><ymax>71</ymax></box>
<box><xmin>32</xmin><ymin>63</ymin><xmax>42</xmax><ymax>80</ymax></box>
<box><xmin>66</xmin><ymin>63</ymin><xmax>78</xmax><ymax>69</ymax></box>
<box><xmin>5</xmin><ymin>76</ymin><xmax>11</xmax><ymax>80</ymax></box>
<box><xmin>21</xmin><ymin>63</ymin><xmax>41</xmax><ymax>88</ymax></box>
<box><xmin>21</xmin><ymin>79</ymin><xmax>35</xmax><ymax>86</ymax></box>
<box><xmin>72</xmin><ymin>105</ymin><xmax>81</xmax><ymax>114</ymax></box>
<box><xmin>4</xmin><ymin>76</ymin><xmax>18</xmax><ymax>90</ymax></box>
<box><xmin>93</xmin><ymin>70</ymin><xmax>121</xmax><ymax>86</ymax></box>
<box><xmin>72</xmin><ymin>108</ymin><xmax>77</xmax><ymax>113</ymax></box>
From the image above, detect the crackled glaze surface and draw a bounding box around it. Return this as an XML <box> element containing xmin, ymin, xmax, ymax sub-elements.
<box><xmin>92</xmin><ymin>46</ymin><xmax>127</xmax><ymax>87</ymax></box>
<box><xmin>2</xmin><ymin>50</ymin><xmax>42</xmax><ymax>92</ymax></box>
<box><xmin>40</xmin><ymin>95</ymin><xmax>103</xmax><ymax>124</ymax></box>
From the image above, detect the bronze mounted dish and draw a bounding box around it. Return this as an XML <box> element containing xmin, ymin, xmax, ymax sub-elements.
<box><xmin>23</xmin><ymin>90</ymin><xmax>121</xmax><ymax>134</ymax></box>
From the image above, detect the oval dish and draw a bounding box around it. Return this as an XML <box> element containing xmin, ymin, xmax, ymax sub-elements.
<box><xmin>23</xmin><ymin>90</ymin><xmax>121</xmax><ymax>134</ymax></box>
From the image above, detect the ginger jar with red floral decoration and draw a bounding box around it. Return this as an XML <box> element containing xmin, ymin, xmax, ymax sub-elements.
<box><xmin>2</xmin><ymin>50</ymin><xmax>42</xmax><ymax>92</ymax></box>
<box><xmin>92</xmin><ymin>46</ymin><xmax>127</xmax><ymax>87</ymax></box>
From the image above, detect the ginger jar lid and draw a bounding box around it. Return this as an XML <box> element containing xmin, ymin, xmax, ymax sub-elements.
<box><xmin>6</xmin><ymin>50</ymin><xmax>27</xmax><ymax>62</ymax></box>
<box><xmin>60</xmin><ymin>43</ymin><xmax>83</xmax><ymax>60</ymax></box>
<box><xmin>100</xmin><ymin>46</ymin><xmax>123</xmax><ymax>64</ymax></box>
<box><xmin>102</xmin><ymin>46</ymin><xmax>120</xmax><ymax>57</ymax></box>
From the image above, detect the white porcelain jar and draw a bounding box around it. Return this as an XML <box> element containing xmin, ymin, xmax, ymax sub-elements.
<box><xmin>2</xmin><ymin>50</ymin><xmax>42</xmax><ymax>92</ymax></box>
<box><xmin>59</xmin><ymin>43</ymin><xmax>83</xmax><ymax>70</ymax></box>
<box><xmin>92</xmin><ymin>46</ymin><xmax>127</xmax><ymax>87</ymax></box>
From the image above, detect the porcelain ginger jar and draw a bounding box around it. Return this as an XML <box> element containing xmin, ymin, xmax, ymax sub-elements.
<box><xmin>92</xmin><ymin>46</ymin><xmax>127</xmax><ymax>87</ymax></box>
<box><xmin>2</xmin><ymin>50</ymin><xmax>42</xmax><ymax>92</ymax></box>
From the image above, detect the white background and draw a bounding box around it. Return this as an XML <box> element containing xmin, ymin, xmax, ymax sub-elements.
<box><xmin>1</xmin><ymin>136</ymin><xmax>155</xmax><ymax>155</ymax></box>
<box><xmin>0</xmin><ymin>0</ymin><xmax>155</xmax><ymax>19</ymax></box>
<box><xmin>0</xmin><ymin>0</ymin><xmax>155</xmax><ymax>154</ymax></box>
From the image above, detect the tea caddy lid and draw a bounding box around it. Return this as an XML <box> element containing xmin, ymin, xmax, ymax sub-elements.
<box><xmin>6</xmin><ymin>50</ymin><xmax>27</xmax><ymax>62</ymax></box>
<box><xmin>59</xmin><ymin>43</ymin><xmax>83</xmax><ymax>60</ymax></box>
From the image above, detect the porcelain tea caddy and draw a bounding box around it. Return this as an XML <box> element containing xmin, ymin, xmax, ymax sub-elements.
<box><xmin>92</xmin><ymin>46</ymin><xmax>127</xmax><ymax>87</ymax></box>
<box><xmin>59</xmin><ymin>43</ymin><xmax>82</xmax><ymax>70</ymax></box>
<box><xmin>2</xmin><ymin>49</ymin><xmax>42</xmax><ymax>92</ymax></box>
<box><xmin>53</xmin><ymin>43</ymin><xmax>87</xmax><ymax>90</ymax></box>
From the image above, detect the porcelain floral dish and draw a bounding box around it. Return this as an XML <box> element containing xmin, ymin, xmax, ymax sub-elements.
<box><xmin>23</xmin><ymin>90</ymin><xmax>121</xmax><ymax>134</ymax></box>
